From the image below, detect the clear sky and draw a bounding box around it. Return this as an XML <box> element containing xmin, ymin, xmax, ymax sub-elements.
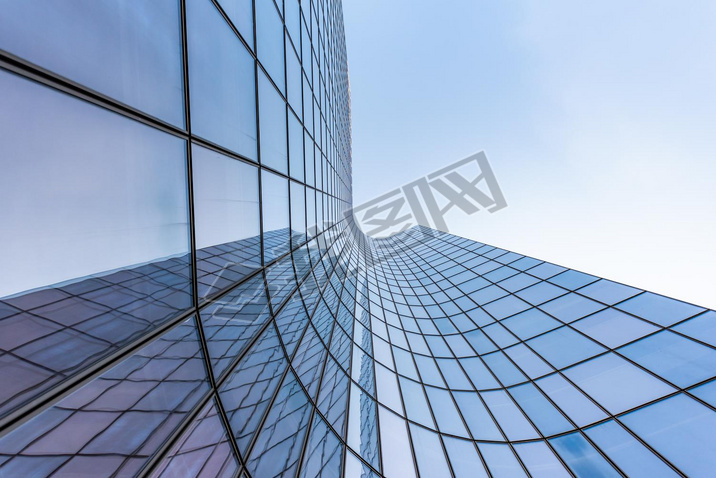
<box><xmin>343</xmin><ymin>0</ymin><xmax>716</xmax><ymax>309</ymax></box>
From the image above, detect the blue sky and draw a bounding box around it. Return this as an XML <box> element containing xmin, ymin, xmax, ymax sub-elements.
<box><xmin>344</xmin><ymin>0</ymin><xmax>716</xmax><ymax>308</ymax></box>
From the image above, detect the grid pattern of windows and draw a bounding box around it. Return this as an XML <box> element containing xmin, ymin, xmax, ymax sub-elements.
<box><xmin>2</xmin><ymin>1</ymin><xmax>716</xmax><ymax>477</ymax></box>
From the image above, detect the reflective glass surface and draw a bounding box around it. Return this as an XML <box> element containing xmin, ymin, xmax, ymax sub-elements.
<box><xmin>1</xmin><ymin>1</ymin><xmax>715</xmax><ymax>476</ymax></box>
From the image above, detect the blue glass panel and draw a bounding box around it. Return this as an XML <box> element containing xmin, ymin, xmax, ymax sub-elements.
<box><xmin>378</xmin><ymin>406</ymin><xmax>417</xmax><ymax>478</ymax></box>
<box><xmin>673</xmin><ymin>311</ymin><xmax>716</xmax><ymax>347</ymax></box>
<box><xmin>616</xmin><ymin>292</ymin><xmax>704</xmax><ymax>327</ymax></box>
<box><xmin>619</xmin><ymin>330</ymin><xmax>716</xmax><ymax>388</ymax></box>
<box><xmin>477</xmin><ymin>443</ymin><xmax>528</xmax><ymax>478</ymax></box>
<box><xmin>0</xmin><ymin>317</ymin><xmax>209</xmax><ymax>476</ymax></box>
<box><xmin>152</xmin><ymin>398</ymin><xmax>239</xmax><ymax>478</ymax></box>
<box><xmin>577</xmin><ymin>279</ymin><xmax>641</xmax><ymax>305</ymax></box>
<box><xmin>536</xmin><ymin>374</ymin><xmax>607</xmax><ymax>427</ymax></box>
<box><xmin>256</xmin><ymin>0</ymin><xmax>285</xmax><ymax>92</ymax></box>
<box><xmin>443</xmin><ymin>436</ymin><xmax>489</xmax><ymax>478</ymax></box>
<box><xmin>620</xmin><ymin>394</ymin><xmax>716</xmax><ymax>476</ymax></box>
<box><xmin>548</xmin><ymin>270</ymin><xmax>599</xmax><ymax>290</ymax></box>
<box><xmin>527</xmin><ymin>327</ymin><xmax>606</xmax><ymax>369</ymax></box>
<box><xmin>409</xmin><ymin>425</ymin><xmax>451</xmax><ymax>478</ymax></box>
<box><xmin>482</xmin><ymin>390</ymin><xmax>539</xmax><ymax>440</ymax></box>
<box><xmin>246</xmin><ymin>371</ymin><xmax>312</xmax><ymax>478</ymax></box>
<box><xmin>509</xmin><ymin>383</ymin><xmax>573</xmax><ymax>436</ymax></box>
<box><xmin>216</xmin><ymin>0</ymin><xmax>254</xmax><ymax>49</ymax></box>
<box><xmin>259</xmin><ymin>70</ymin><xmax>288</xmax><ymax>173</ymax></box>
<box><xmin>514</xmin><ymin>441</ymin><xmax>571</xmax><ymax>478</ymax></box>
<box><xmin>501</xmin><ymin>309</ymin><xmax>561</xmax><ymax>340</ymax></box>
<box><xmin>572</xmin><ymin>308</ymin><xmax>658</xmax><ymax>348</ymax></box>
<box><xmin>564</xmin><ymin>353</ymin><xmax>675</xmax><ymax>414</ymax></box>
<box><xmin>0</xmin><ymin>69</ymin><xmax>191</xmax><ymax>419</ymax></box>
<box><xmin>425</xmin><ymin>386</ymin><xmax>468</xmax><ymax>437</ymax></box>
<box><xmin>347</xmin><ymin>383</ymin><xmax>380</xmax><ymax>470</ymax></box>
<box><xmin>0</xmin><ymin>0</ymin><xmax>184</xmax><ymax>126</ymax></box>
<box><xmin>193</xmin><ymin>144</ymin><xmax>261</xmax><ymax>299</ymax></box>
<box><xmin>188</xmin><ymin>0</ymin><xmax>257</xmax><ymax>158</ymax></box>
<box><xmin>219</xmin><ymin>324</ymin><xmax>287</xmax><ymax>453</ymax></box>
<box><xmin>550</xmin><ymin>433</ymin><xmax>620</xmax><ymax>477</ymax></box>
<box><xmin>585</xmin><ymin>420</ymin><xmax>678</xmax><ymax>477</ymax></box>
<box><xmin>539</xmin><ymin>293</ymin><xmax>605</xmax><ymax>323</ymax></box>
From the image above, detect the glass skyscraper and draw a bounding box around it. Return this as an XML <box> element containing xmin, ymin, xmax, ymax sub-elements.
<box><xmin>0</xmin><ymin>1</ymin><xmax>715</xmax><ymax>477</ymax></box>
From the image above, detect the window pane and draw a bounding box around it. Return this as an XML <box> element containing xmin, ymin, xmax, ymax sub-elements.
<box><xmin>619</xmin><ymin>330</ymin><xmax>716</xmax><ymax>388</ymax></box>
<box><xmin>256</xmin><ymin>0</ymin><xmax>285</xmax><ymax>92</ymax></box>
<box><xmin>259</xmin><ymin>70</ymin><xmax>288</xmax><ymax>173</ymax></box>
<box><xmin>378</xmin><ymin>406</ymin><xmax>417</xmax><ymax>478</ymax></box>
<box><xmin>188</xmin><ymin>0</ymin><xmax>257</xmax><ymax>159</ymax></box>
<box><xmin>0</xmin><ymin>317</ymin><xmax>209</xmax><ymax>476</ymax></box>
<box><xmin>290</xmin><ymin>181</ymin><xmax>307</xmax><ymax>247</ymax></box>
<box><xmin>289</xmin><ymin>112</ymin><xmax>305</xmax><ymax>181</ymax></box>
<box><xmin>409</xmin><ymin>425</ymin><xmax>452</xmax><ymax>478</ymax></box>
<box><xmin>585</xmin><ymin>420</ymin><xmax>678</xmax><ymax>477</ymax></box>
<box><xmin>0</xmin><ymin>70</ymin><xmax>191</xmax><ymax>419</ymax></box>
<box><xmin>620</xmin><ymin>394</ymin><xmax>716</xmax><ymax>476</ymax></box>
<box><xmin>216</xmin><ymin>0</ymin><xmax>254</xmax><ymax>49</ymax></box>
<box><xmin>565</xmin><ymin>353</ymin><xmax>675</xmax><ymax>414</ymax></box>
<box><xmin>193</xmin><ymin>145</ymin><xmax>260</xmax><ymax>299</ymax></box>
<box><xmin>0</xmin><ymin>0</ymin><xmax>184</xmax><ymax>126</ymax></box>
<box><xmin>572</xmin><ymin>308</ymin><xmax>658</xmax><ymax>348</ymax></box>
<box><xmin>261</xmin><ymin>170</ymin><xmax>290</xmax><ymax>262</ymax></box>
<box><xmin>549</xmin><ymin>433</ymin><xmax>620</xmax><ymax>477</ymax></box>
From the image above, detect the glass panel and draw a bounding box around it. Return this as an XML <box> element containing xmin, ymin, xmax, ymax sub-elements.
<box><xmin>288</xmin><ymin>112</ymin><xmax>305</xmax><ymax>181</ymax></box>
<box><xmin>477</xmin><ymin>443</ymin><xmax>528</xmax><ymax>478</ymax></box>
<box><xmin>347</xmin><ymin>383</ymin><xmax>380</xmax><ymax>470</ymax></box>
<box><xmin>482</xmin><ymin>390</ymin><xmax>539</xmax><ymax>441</ymax></box>
<box><xmin>259</xmin><ymin>70</ymin><xmax>288</xmax><ymax>173</ymax></box>
<box><xmin>673</xmin><ymin>311</ymin><xmax>716</xmax><ymax>347</ymax></box>
<box><xmin>193</xmin><ymin>144</ymin><xmax>261</xmax><ymax>299</ymax></box>
<box><xmin>535</xmin><ymin>373</ymin><xmax>607</xmax><ymax>427</ymax></box>
<box><xmin>585</xmin><ymin>420</ymin><xmax>678</xmax><ymax>477</ymax></box>
<box><xmin>514</xmin><ymin>441</ymin><xmax>571</xmax><ymax>478</ymax></box>
<box><xmin>216</xmin><ymin>0</ymin><xmax>254</xmax><ymax>49</ymax></box>
<box><xmin>409</xmin><ymin>425</ymin><xmax>451</xmax><ymax>478</ymax></box>
<box><xmin>425</xmin><ymin>387</ymin><xmax>469</xmax><ymax>437</ymax></box>
<box><xmin>577</xmin><ymin>279</ymin><xmax>641</xmax><ymax>305</ymax></box>
<box><xmin>256</xmin><ymin>0</ymin><xmax>285</xmax><ymax>92</ymax></box>
<box><xmin>501</xmin><ymin>309</ymin><xmax>561</xmax><ymax>340</ymax></box>
<box><xmin>399</xmin><ymin>378</ymin><xmax>434</xmax><ymax>428</ymax></box>
<box><xmin>620</xmin><ymin>394</ymin><xmax>716</xmax><ymax>476</ymax></box>
<box><xmin>219</xmin><ymin>324</ymin><xmax>287</xmax><ymax>453</ymax></box>
<box><xmin>549</xmin><ymin>432</ymin><xmax>620</xmax><ymax>477</ymax></box>
<box><xmin>527</xmin><ymin>327</ymin><xmax>606</xmax><ymax>369</ymax></box>
<box><xmin>245</xmin><ymin>371</ymin><xmax>312</xmax><ymax>478</ymax></box>
<box><xmin>0</xmin><ymin>317</ymin><xmax>209</xmax><ymax>477</ymax></box>
<box><xmin>261</xmin><ymin>170</ymin><xmax>291</xmax><ymax>262</ymax></box>
<box><xmin>539</xmin><ymin>293</ymin><xmax>605</xmax><ymax>323</ymax></box>
<box><xmin>0</xmin><ymin>0</ymin><xmax>184</xmax><ymax>126</ymax></box>
<box><xmin>200</xmin><ymin>274</ymin><xmax>271</xmax><ymax>379</ymax></box>
<box><xmin>571</xmin><ymin>308</ymin><xmax>658</xmax><ymax>348</ymax></box>
<box><xmin>188</xmin><ymin>0</ymin><xmax>257</xmax><ymax>159</ymax></box>
<box><xmin>443</xmin><ymin>436</ymin><xmax>489</xmax><ymax>478</ymax></box>
<box><xmin>508</xmin><ymin>383</ymin><xmax>573</xmax><ymax>436</ymax></box>
<box><xmin>378</xmin><ymin>406</ymin><xmax>417</xmax><ymax>478</ymax></box>
<box><xmin>0</xmin><ymin>69</ymin><xmax>191</xmax><ymax>419</ymax></box>
<box><xmin>619</xmin><ymin>330</ymin><xmax>716</xmax><ymax>388</ymax></box>
<box><xmin>565</xmin><ymin>352</ymin><xmax>675</xmax><ymax>414</ymax></box>
<box><xmin>300</xmin><ymin>414</ymin><xmax>344</xmax><ymax>478</ymax></box>
<box><xmin>616</xmin><ymin>292</ymin><xmax>704</xmax><ymax>326</ymax></box>
<box><xmin>151</xmin><ymin>398</ymin><xmax>239</xmax><ymax>478</ymax></box>
<box><xmin>290</xmin><ymin>181</ymin><xmax>307</xmax><ymax>247</ymax></box>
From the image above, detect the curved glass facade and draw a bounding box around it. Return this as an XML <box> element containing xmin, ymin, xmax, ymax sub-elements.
<box><xmin>1</xmin><ymin>1</ymin><xmax>716</xmax><ymax>477</ymax></box>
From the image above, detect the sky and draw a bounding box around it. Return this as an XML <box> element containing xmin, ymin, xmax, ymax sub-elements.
<box><xmin>343</xmin><ymin>0</ymin><xmax>716</xmax><ymax>309</ymax></box>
